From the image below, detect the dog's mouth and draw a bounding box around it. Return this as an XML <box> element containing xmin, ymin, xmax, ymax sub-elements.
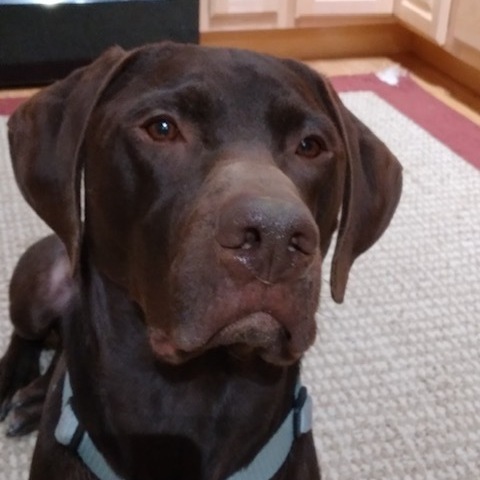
<box><xmin>208</xmin><ymin>312</ymin><xmax>294</xmax><ymax>363</ymax></box>
<box><xmin>148</xmin><ymin>312</ymin><xmax>303</xmax><ymax>366</ymax></box>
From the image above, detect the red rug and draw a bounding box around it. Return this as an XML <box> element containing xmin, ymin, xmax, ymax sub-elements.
<box><xmin>2</xmin><ymin>74</ymin><xmax>479</xmax><ymax>170</ymax></box>
<box><xmin>331</xmin><ymin>73</ymin><xmax>480</xmax><ymax>170</ymax></box>
<box><xmin>0</xmin><ymin>97</ymin><xmax>27</xmax><ymax>116</ymax></box>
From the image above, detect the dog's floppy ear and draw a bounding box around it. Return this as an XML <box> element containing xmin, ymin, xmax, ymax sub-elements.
<box><xmin>284</xmin><ymin>60</ymin><xmax>402</xmax><ymax>303</ymax></box>
<box><xmin>328</xmin><ymin>91</ymin><xmax>402</xmax><ymax>303</ymax></box>
<box><xmin>7</xmin><ymin>46</ymin><xmax>132</xmax><ymax>267</ymax></box>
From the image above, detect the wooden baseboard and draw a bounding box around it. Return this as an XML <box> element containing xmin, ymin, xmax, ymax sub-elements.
<box><xmin>409</xmin><ymin>32</ymin><xmax>480</xmax><ymax>98</ymax></box>
<box><xmin>200</xmin><ymin>22</ymin><xmax>410</xmax><ymax>60</ymax></box>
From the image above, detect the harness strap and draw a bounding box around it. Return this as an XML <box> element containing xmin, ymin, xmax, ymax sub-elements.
<box><xmin>55</xmin><ymin>373</ymin><xmax>313</xmax><ymax>480</ymax></box>
<box><xmin>55</xmin><ymin>374</ymin><xmax>123</xmax><ymax>480</ymax></box>
<box><xmin>228</xmin><ymin>383</ymin><xmax>313</xmax><ymax>480</ymax></box>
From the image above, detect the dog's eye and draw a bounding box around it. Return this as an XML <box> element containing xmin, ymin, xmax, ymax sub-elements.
<box><xmin>145</xmin><ymin>117</ymin><xmax>180</xmax><ymax>142</ymax></box>
<box><xmin>296</xmin><ymin>136</ymin><xmax>324</xmax><ymax>158</ymax></box>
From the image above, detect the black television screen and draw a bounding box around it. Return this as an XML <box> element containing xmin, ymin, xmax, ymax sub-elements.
<box><xmin>0</xmin><ymin>0</ymin><xmax>199</xmax><ymax>86</ymax></box>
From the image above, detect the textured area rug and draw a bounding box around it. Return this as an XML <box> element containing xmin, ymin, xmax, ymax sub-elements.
<box><xmin>0</xmin><ymin>73</ymin><xmax>479</xmax><ymax>479</ymax></box>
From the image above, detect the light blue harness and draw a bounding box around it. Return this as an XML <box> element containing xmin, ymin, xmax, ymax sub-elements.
<box><xmin>55</xmin><ymin>373</ymin><xmax>313</xmax><ymax>480</ymax></box>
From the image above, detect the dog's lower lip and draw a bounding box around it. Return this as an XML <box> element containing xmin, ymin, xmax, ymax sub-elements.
<box><xmin>148</xmin><ymin>313</ymin><xmax>289</xmax><ymax>364</ymax></box>
<box><xmin>209</xmin><ymin>312</ymin><xmax>286</xmax><ymax>349</ymax></box>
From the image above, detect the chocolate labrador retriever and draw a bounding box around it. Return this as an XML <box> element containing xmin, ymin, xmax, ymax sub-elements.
<box><xmin>0</xmin><ymin>42</ymin><xmax>402</xmax><ymax>479</ymax></box>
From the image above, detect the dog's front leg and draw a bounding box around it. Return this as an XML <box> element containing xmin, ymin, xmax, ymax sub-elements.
<box><xmin>0</xmin><ymin>235</ymin><xmax>72</xmax><ymax>436</ymax></box>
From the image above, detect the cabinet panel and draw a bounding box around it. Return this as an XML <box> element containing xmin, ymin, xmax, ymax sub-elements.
<box><xmin>394</xmin><ymin>0</ymin><xmax>452</xmax><ymax>44</ymax></box>
<box><xmin>451</xmin><ymin>0</ymin><xmax>480</xmax><ymax>51</ymax></box>
<box><xmin>200</xmin><ymin>0</ymin><xmax>294</xmax><ymax>31</ymax></box>
<box><xmin>210</xmin><ymin>0</ymin><xmax>279</xmax><ymax>15</ymax></box>
<box><xmin>443</xmin><ymin>0</ymin><xmax>480</xmax><ymax>72</ymax></box>
<box><xmin>296</xmin><ymin>0</ymin><xmax>394</xmax><ymax>16</ymax></box>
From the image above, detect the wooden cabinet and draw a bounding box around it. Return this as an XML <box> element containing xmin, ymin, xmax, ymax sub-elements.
<box><xmin>394</xmin><ymin>0</ymin><xmax>452</xmax><ymax>44</ymax></box>
<box><xmin>200</xmin><ymin>0</ymin><xmax>295</xmax><ymax>31</ymax></box>
<box><xmin>296</xmin><ymin>0</ymin><xmax>393</xmax><ymax>16</ymax></box>
<box><xmin>200</xmin><ymin>0</ymin><xmax>395</xmax><ymax>31</ymax></box>
<box><xmin>449</xmin><ymin>0</ymin><xmax>480</xmax><ymax>51</ymax></box>
<box><xmin>445</xmin><ymin>0</ymin><xmax>480</xmax><ymax>71</ymax></box>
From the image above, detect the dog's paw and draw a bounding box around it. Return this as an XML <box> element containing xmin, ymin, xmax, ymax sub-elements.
<box><xmin>0</xmin><ymin>334</ymin><xmax>42</xmax><ymax>424</ymax></box>
<box><xmin>6</xmin><ymin>407</ymin><xmax>42</xmax><ymax>437</ymax></box>
<box><xmin>5</xmin><ymin>383</ymin><xmax>46</xmax><ymax>437</ymax></box>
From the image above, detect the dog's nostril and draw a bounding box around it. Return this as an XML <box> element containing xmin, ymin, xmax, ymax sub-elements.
<box><xmin>288</xmin><ymin>234</ymin><xmax>301</xmax><ymax>253</ymax></box>
<box><xmin>241</xmin><ymin>228</ymin><xmax>261</xmax><ymax>250</ymax></box>
<box><xmin>288</xmin><ymin>233</ymin><xmax>315</xmax><ymax>255</ymax></box>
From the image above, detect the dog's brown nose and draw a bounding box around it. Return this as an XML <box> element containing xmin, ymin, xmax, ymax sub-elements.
<box><xmin>216</xmin><ymin>196</ymin><xmax>319</xmax><ymax>284</ymax></box>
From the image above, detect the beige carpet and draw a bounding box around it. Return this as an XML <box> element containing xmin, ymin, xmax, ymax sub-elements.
<box><xmin>0</xmin><ymin>90</ymin><xmax>479</xmax><ymax>479</ymax></box>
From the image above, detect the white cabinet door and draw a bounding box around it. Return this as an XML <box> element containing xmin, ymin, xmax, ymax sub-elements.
<box><xmin>450</xmin><ymin>0</ymin><xmax>480</xmax><ymax>52</ymax></box>
<box><xmin>200</xmin><ymin>0</ymin><xmax>295</xmax><ymax>31</ymax></box>
<box><xmin>394</xmin><ymin>0</ymin><xmax>452</xmax><ymax>44</ymax></box>
<box><xmin>444</xmin><ymin>0</ymin><xmax>480</xmax><ymax>71</ymax></box>
<box><xmin>296</xmin><ymin>0</ymin><xmax>394</xmax><ymax>16</ymax></box>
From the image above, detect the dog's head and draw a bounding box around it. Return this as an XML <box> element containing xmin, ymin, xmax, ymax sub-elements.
<box><xmin>8</xmin><ymin>43</ymin><xmax>401</xmax><ymax>366</ymax></box>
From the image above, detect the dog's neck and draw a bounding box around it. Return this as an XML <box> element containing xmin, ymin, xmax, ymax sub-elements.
<box><xmin>62</xmin><ymin>263</ymin><xmax>300</xmax><ymax>480</ymax></box>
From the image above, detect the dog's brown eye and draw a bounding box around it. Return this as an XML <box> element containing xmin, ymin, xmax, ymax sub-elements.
<box><xmin>145</xmin><ymin>117</ymin><xmax>180</xmax><ymax>142</ymax></box>
<box><xmin>296</xmin><ymin>136</ymin><xmax>324</xmax><ymax>158</ymax></box>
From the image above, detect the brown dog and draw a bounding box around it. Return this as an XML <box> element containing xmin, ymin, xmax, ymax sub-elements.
<box><xmin>0</xmin><ymin>42</ymin><xmax>402</xmax><ymax>479</ymax></box>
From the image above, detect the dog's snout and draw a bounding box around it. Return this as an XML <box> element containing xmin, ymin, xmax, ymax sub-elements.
<box><xmin>216</xmin><ymin>197</ymin><xmax>319</xmax><ymax>283</ymax></box>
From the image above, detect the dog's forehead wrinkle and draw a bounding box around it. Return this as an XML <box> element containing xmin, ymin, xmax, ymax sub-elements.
<box><xmin>182</xmin><ymin>54</ymin><xmax>299</xmax><ymax>114</ymax></box>
<box><xmin>117</xmin><ymin>80</ymin><xmax>223</xmax><ymax>118</ymax></box>
<box><xmin>266</xmin><ymin>95</ymin><xmax>326</xmax><ymax>129</ymax></box>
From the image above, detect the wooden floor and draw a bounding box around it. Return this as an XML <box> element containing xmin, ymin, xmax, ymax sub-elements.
<box><xmin>307</xmin><ymin>54</ymin><xmax>480</xmax><ymax>126</ymax></box>
<box><xmin>2</xmin><ymin>54</ymin><xmax>480</xmax><ymax>126</ymax></box>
